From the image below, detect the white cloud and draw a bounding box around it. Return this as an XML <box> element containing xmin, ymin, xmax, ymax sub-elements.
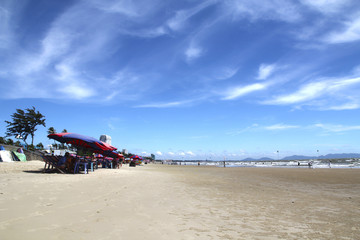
<box><xmin>353</xmin><ymin>65</ymin><xmax>360</xmax><ymax>75</ymax></box>
<box><xmin>0</xmin><ymin>6</ymin><xmax>12</xmax><ymax>49</ymax></box>
<box><xmin>267</xmin><ymin>81</ymin><xmax>326</xmax><ymax>104</ymax></box>
<box><xmin>326</xmin><ymin>103</ymin><xmax>360</xmax><ymax>110</ymax></box>
<box><xmin>226</xmin><ymin>123</ymin><xmax>259</xmax><ymax>136</ymax></box>
<box><xmin>214</xmin><ymin>67</ymin><xmax>239</xmax><ymax>80</ymax></box>
<box><xmin>222</xmin><ymin>83</ymin><xmax>266</xmax><ymax>100</ymax></box>
<box><xmin>90</xmin><ymin>0</ymin><xmax>140</xmax><ymax>17</ymax></box>
<box><xmin>313</xmin><ymin>123</ymin><xmax>360</xmax><ymax>132</ymax></box>
<box><xmin>300</xmin><ymin>0</ymin><xmax>351</xmax><ymax>14</ymax></box>
<box><xmin>186</xmin><ymin>151</ymin><xmax>195</xmax><ymax>156</ymax></box>
<box><xmin>110</xmin><ymin>69</ymin><xmax>140</xmax><ymax>86</ymax></box>
<box><xmin>185</xmin><ymin>45</ymin><xmax>203</xmax><ymax>62</ymax></box>
<box><xmin>54</xmin><ymin>62</ymin><xmax>96</xmax><ymax>99</ymax></box>
<box><xmin>1</xmin><ymin>0</ymin><xmax>172</xmax><ymax>101</ymax></box>
<box><xmin>167</xmin><ymin>0</ymin><xmax>217</xmax><ymax>31</ymax></box>
<box><xmin>135</xmin><ymin>99</ymin><xmax>195</xmax><ymax>108</ymax></box>
<box><xmin>265</xmin><ymin>77</ymin><xmax>360</xmax><ymax>106</ymax></box>
<box><xmin>226</xmin><ymin>0</ymin><xmax>302</xmax><ymax>23</ymax></box>
<box><xmin>60</xmin><ymin>84</ymin><xmax>95</xmax><ymax>99</ymax></box>
<box><xmin>156</xmin><ymin>151</ymin><xmax>163</xmax><ymax>156</ymax></box>
<box><xmin>231</xmin><ymin>122</ymin><xmax>360</xmax><ymax>135</ymax></box>
<box><xmin>257</xmin><ymin>64</ymin><xmax>276</xmax><ymax>80</ymax></box>
<box><xmin>264</xmin><ymin>124</ymin><xmax>300</xmax><ymax>130</ymax></box>
<box><xmin>323</xmin><ymin>16</ymin><xmax>360</xmax><ymax>44</ymax></box>
<box><xmin>328</xmin><ymin>77</ymin><xmax>360</xmax><ymax>91</ymax></box>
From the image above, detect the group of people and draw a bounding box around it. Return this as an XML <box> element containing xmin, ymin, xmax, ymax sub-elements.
<box><xmin>57</xmin><ymin>152</ymin><xmax>122</xmax><ymax>173</ymax></box>
<box><xmin>57</xmin><ymin>152</ymin><xmax>77</xmax><ymax>173</ymax></box>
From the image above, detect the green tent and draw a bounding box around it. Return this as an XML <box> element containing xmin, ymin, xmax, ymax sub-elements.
<box><xmin>12</xmin><ymin>151</ymin><xmax>27</xmax><ymax>162</ymax></box>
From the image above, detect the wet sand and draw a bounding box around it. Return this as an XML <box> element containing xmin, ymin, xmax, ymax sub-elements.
<box><xmin>0</xmin><ymin>161</ymin><xmax>359</xmax><ymax>239</ymax></box>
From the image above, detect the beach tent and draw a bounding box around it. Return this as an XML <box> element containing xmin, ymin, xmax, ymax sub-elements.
<box><xmin>12</xmin><ymin>151</ymin><xmax>26</xmax><ymax>162</ymax></box>
<box><xmin>0</xmin><ymin>150</ymin><xmax>14</xmax><ymax>162</ymax></box>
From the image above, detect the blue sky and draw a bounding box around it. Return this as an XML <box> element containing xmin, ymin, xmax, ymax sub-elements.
<box><xmin>1</xmin><ymin>0</ymin><xmax>360</xmax><ymax>160</ymax></box>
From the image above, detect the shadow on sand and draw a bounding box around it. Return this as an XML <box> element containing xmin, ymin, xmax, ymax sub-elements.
<box><xmin>23</xmin><ymin>170</ymin><xmax>58</xmax><ymax>174</ymax></box>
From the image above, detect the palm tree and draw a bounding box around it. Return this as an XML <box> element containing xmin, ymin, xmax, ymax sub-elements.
<box><xmin>61</xmin><ymin>129</ymin><xmax>68</xmax><ymax>149</ymax></box>
<box><xmin>47</xmin><ymin>127</ymin><xmax>56</xmax><ymax>135</ymax></box>
<box><xmin>47</xmin><ymin>127</ymin><xmax>56</xmax><ymax>149</ymax></box>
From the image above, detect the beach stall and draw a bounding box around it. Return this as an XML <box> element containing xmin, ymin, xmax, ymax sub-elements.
<box><xmin>131</xmin><ymin>155</ymin><xmax>143</xmax><ymax>165</ymax></box>
<box><xmin>47</xmin><ymin>132</ymin><xmax>120</xmax><ymax>173</ymax></box>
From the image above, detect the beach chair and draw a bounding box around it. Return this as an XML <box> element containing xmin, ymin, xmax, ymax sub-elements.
<box><xmin>74</xmin><ymin>161</ymin><xmax>88</xmax><ymax>174</ymax></box>
<box><xmin>87</xmin><ymin>159</ymin><xmax>98</xmax><ymax>172</ymax></box>
<box><xmin>41</xmin><ymin>155</ymin><xmax>66</xmax><ymax>174</ymax></box>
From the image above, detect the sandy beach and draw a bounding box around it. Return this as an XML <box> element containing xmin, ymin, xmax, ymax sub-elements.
<box><xmin>0</xmin><ymin>161</ymin><xmax>359</xmax><ymax>240</ymax></box>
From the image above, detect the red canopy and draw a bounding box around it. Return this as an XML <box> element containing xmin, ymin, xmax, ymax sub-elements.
<box><xmin>48</xmin><ymin>133</ymin><xmax>117</xmax><ymax>156</ymax></box>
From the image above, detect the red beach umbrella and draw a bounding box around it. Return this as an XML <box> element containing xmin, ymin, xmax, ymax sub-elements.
<box><xmin>48</xmin><ymin>133</ymin><xmax>117</xmax><ymax>155</ymax></box>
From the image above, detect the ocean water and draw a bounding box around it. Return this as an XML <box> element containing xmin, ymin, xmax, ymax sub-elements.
<box><xmin>166</xmin><ymin>159</ymin><xmax>360</xmax><ymax>169</ymax></box>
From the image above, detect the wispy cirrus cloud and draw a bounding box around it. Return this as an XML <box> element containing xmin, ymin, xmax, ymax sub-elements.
<box><xmin>225</xmin><ymin>0</ymin><xmax>302</xmax><ymax>23</ymax></box>
<box><xmin>222</xmin><ymin>83</ymin><xmax>267</xmax><ymax>100</ymax></box>
<box><xmin>214</xmin><ymin>66</ymin><xmax>239</xmax><ymax>80</ymax></box>
<box><xmin>265</xmin><ymin>81</ymin><xmax>326</xmax><ymax>105</ymax></box>
<box><xmin>0</xmin><ymin>5</ymin><xmax>13</xmax><ymax>49</ymax></box>
<box><xmin>324</xmin><ymin>102</ymin><xmax>360</xmax><ymax>111</ymax></box>
<box><xmin>1</xmin><ymin>0</ymin><xmax>360</xmax><ymax>110</ymax></box>
<box><xmin>264</xmin><ymin>77</ymin><xmax>360</xmax><ymax>108</ymax></box>
<box><xmin>185</xmin><ymin>44</ymin><xmax>204</xmax><ymax>62</ymax></box>
<box><xmin>89</xmin><ymin>0</ymin><xmax>142</xmax><ymax>16</ymax></box>
<box><xmin>135</xmin><ymin>99</ymin><xmax>198</xmax><ymax>108</ymax></box>
<box><xmin>300</xmin><ymin>0</ymin><xmax>352</xmax><ymax>14</ymax></box>
<box><xmin>323</xmin><ymin>16</ymin><xmax>360</xmax><ymax>44</ymax></box>
<box><xmin>0</xmin><ymin>0</ymin><xmax>168</xmax><ymax>101</ymax></box>
<box><xmin>264</xmin><ymin>124</ymin><xmax>300</xmax><ymax>130</ymax></box>
<box><xmin>166</xmin><ymin>0</ymin><xmax>217</xmax><ymax>31</ymax></box>
<box><xmin>257</xmin><ymin>64</ymin><xmax>277</xmax><ymax>80</ymax></box>
<box><xmin>313</xmin><ymin>123</ymin><xmax>360</xmax><ymax>132</ymax></box>
<box><xmin>230</xmin><ymin>122</ymin><xmax>360</xmax><ymax>136</ymax></box>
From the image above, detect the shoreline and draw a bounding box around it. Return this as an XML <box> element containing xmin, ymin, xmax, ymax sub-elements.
<box><xmin>1</xmin><ymin>161</ymin><xmax>359</xmax><ymax>239</ymax></box>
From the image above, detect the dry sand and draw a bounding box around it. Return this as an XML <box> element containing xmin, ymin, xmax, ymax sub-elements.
<box><xmin>0</xmin><ymin>161</ymin><xmax>359</xmax><ymax>240</ymax></box>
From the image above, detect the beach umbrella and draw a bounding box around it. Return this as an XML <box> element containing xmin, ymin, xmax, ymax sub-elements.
<box><xmin>131</xmin><ymin>155</ymin><xmax>143</xmax><ymax>165</ymax></box>
<box><xmin>104</xmin><ymin>151</ymin><xmax>123</xmax><ymax>159</ymax></box>
<box><xmin>48</xmin><ymin>133</ymin><xmax>117</xmax><ymax>154</ymax></box>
